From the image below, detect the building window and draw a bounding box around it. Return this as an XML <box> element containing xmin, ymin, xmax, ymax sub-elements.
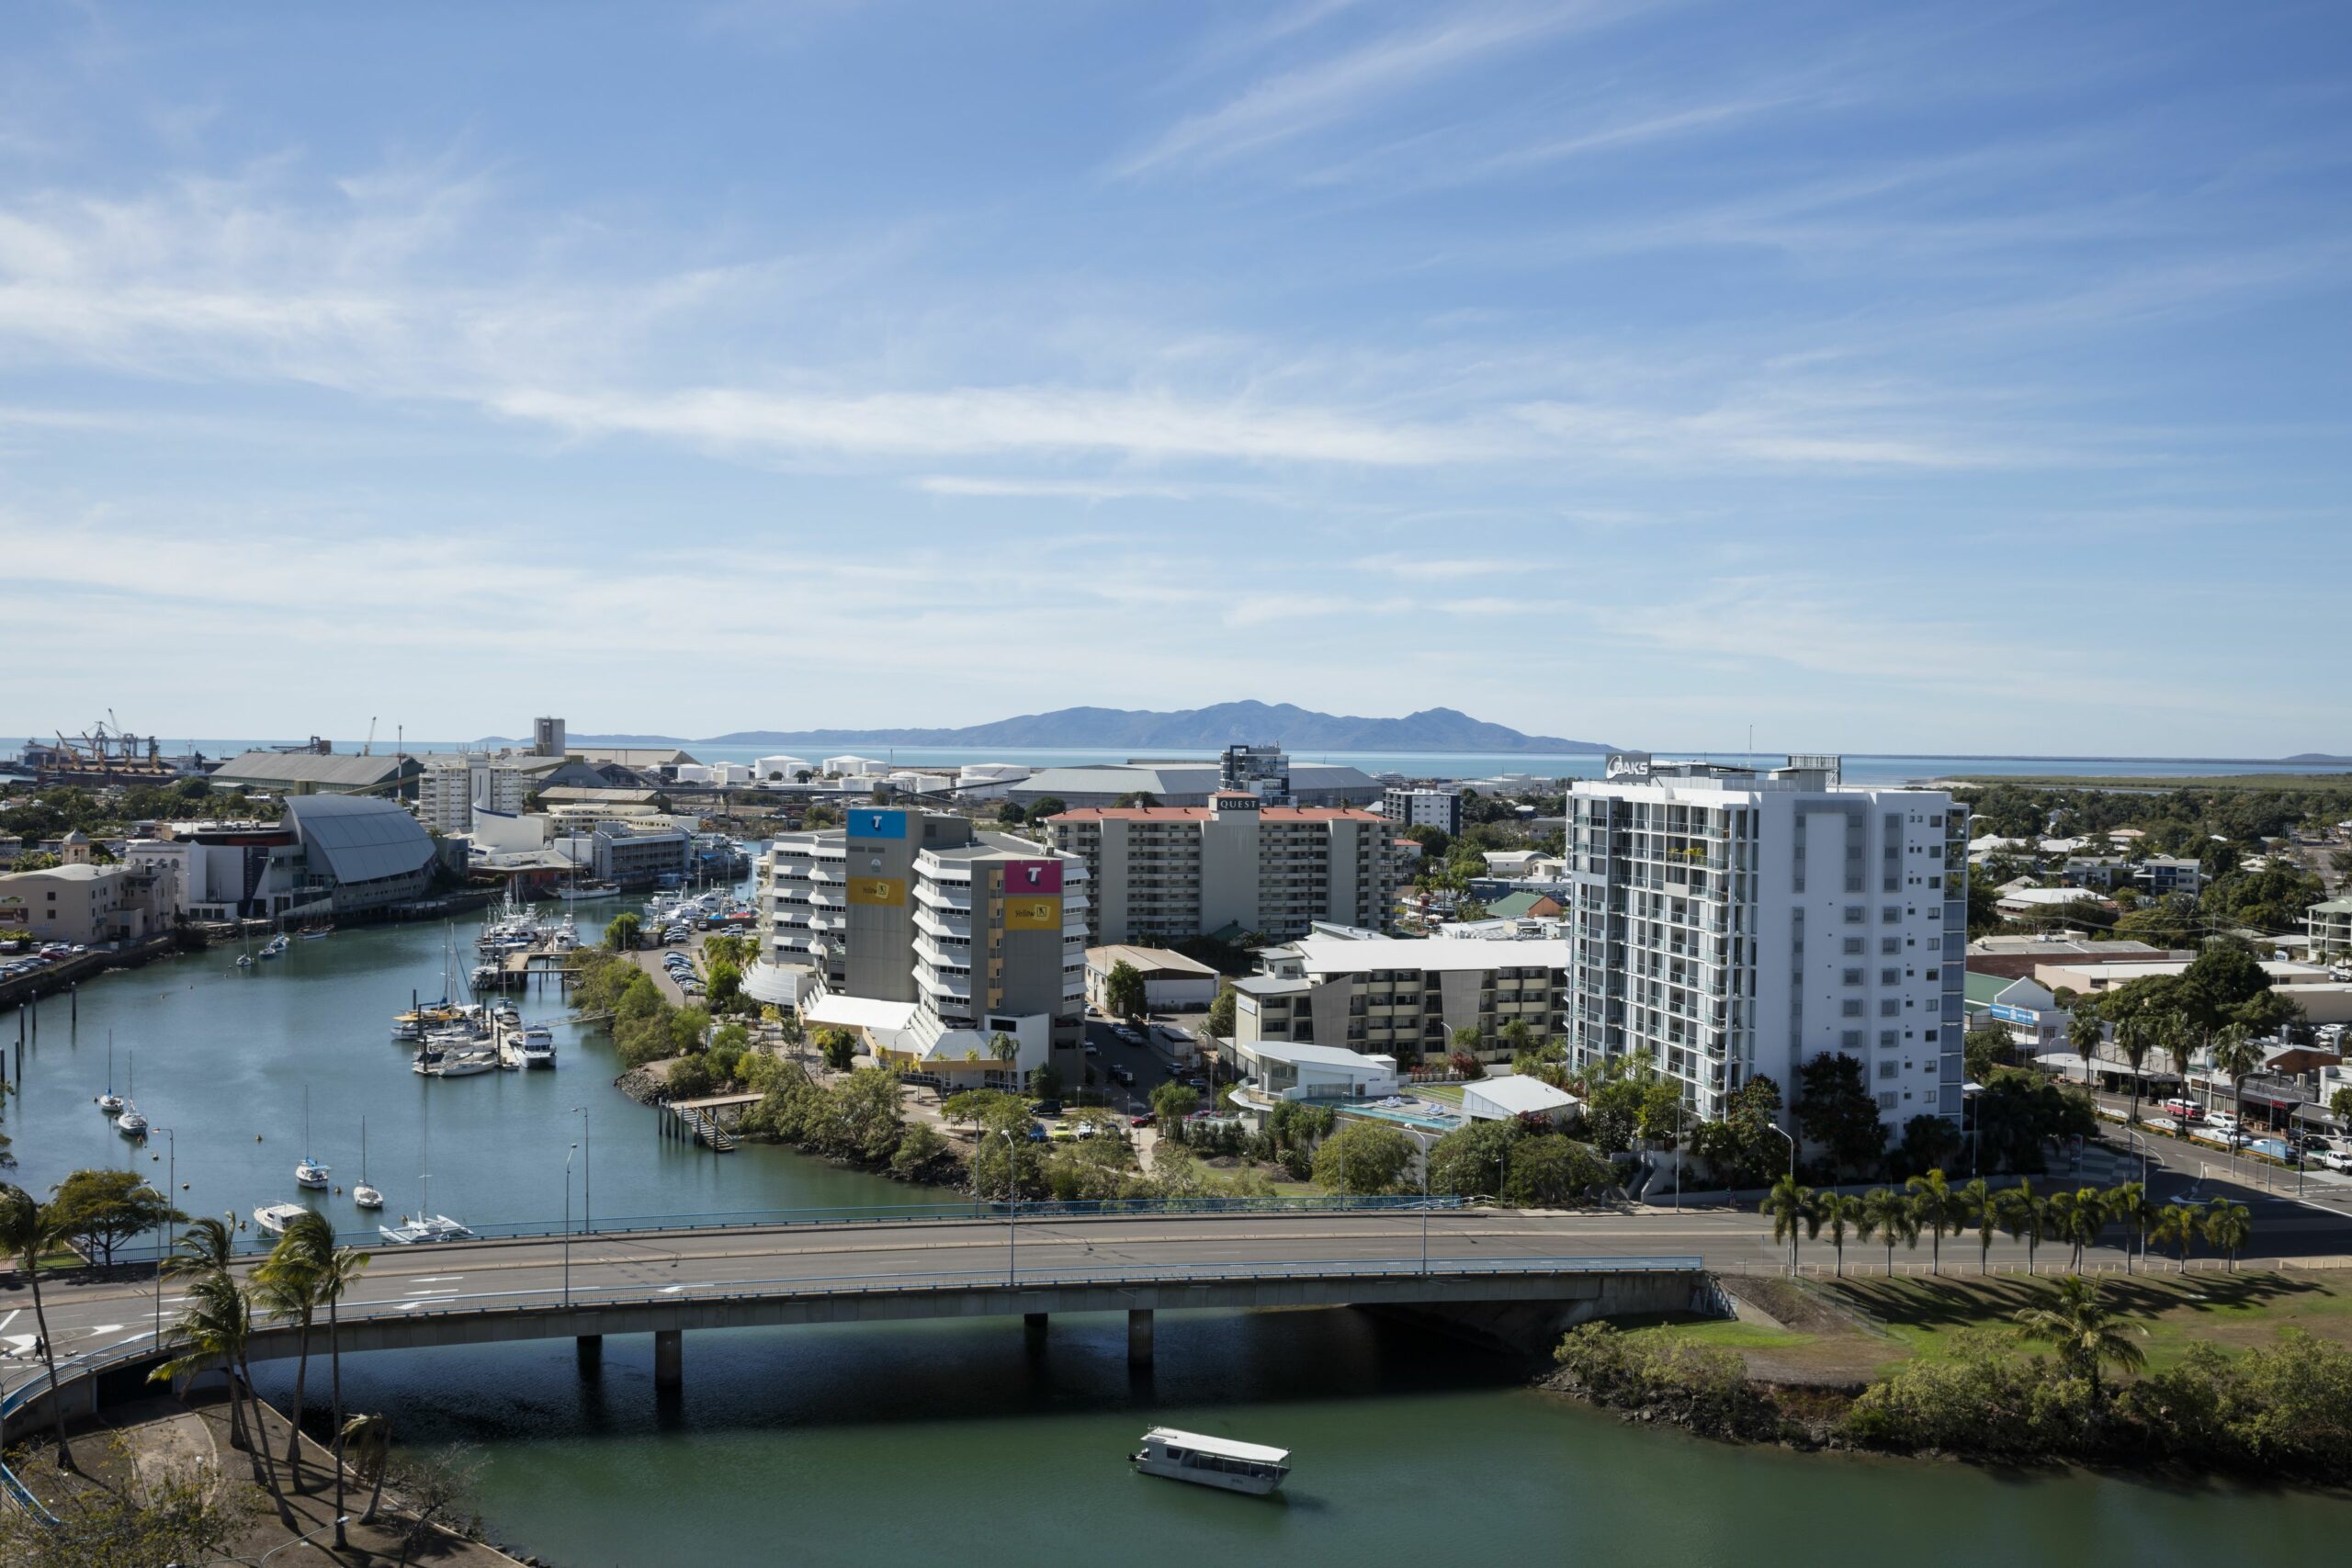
<box><xmin>1880</xmin><ymin>968</ymin><xmax>1900</xmax><ymax>986</ymax></box>
<box><xmin>1880</xmin><ymin>999</ymin><xmax>1900</xmax><ymax>1017</ymax></box>
<box><xmin>1843</xmin><ymin>936</ymin><xmax>1864</xmax><ymax>955</ymax></box>
<box><xmin>1843</xmin><ymin>906</ymin><xmax>1864</xmax><ymax>924</ymax></box>
<box><xmin>1878</xmin><ymin>1059</ymin><xmax>1898</xmax><ymax>1079</ymax></box>
<box><xmin>1841</xmin><ymin>998</ymin><xmax>1864</xmax><ymax>1018</ymax></box>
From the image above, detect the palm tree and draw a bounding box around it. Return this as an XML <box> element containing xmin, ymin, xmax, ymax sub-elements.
<box><xmin>2208</xmin><ymin>1025</ymin><xmax>2264</xmax><ymax>1179</ymax></box>
<box><xmin>2156</xmin><ymin>1010</ymin><xmax>2198</xmax><ymax>1098</ymax></box>
<box><xmin>2067</xmin><ymin>1004</ymin><xmax>2104</xmax><ymax>1066</ymax></box>
<box><xmin>1817</xmin><ymin>1192</ymin><xmax>1866</xmax><ymax>1277</ymax></box>
<box><xmin>1996</xmin><ymin>1179</ymin><xmax>2047</xmax><ymax>1276</ymax></box>
<box><xmin>1956</xmin><ymin>1178</ymin><xmax>1998</xmax><ymax>1275</ymax></box>
<box><xmin>2113</xmin><ymin>1014</ymin><xmax>2154</xmax><ymax>1124</ymax></box>
<box><xmin>254</xmin><ymin>1226</ymin><xmax>327</xmax><ymax>1485</ymax></box>
<box><xmin>2202</xmin><ymin>1198</ymin><xmax>2252</xmax><ymax>1270</ymax></box>
<box><xmin>2151</xmin><ymin>1202</ymin><xmax>2201</xmax><ymax>1272</ymax></box>
<box><xmin>150</xmin><ymin>1269</ymin><xmax>288</xmax><ymax>1516</ymax></box>
<box><xmin>342</xmin><ymin>1412</ymin><xmax>392</xmax><ymax>1523</ymax></box>
<box><xmin>2107</xmin><ymin>1181</ymin><xmax>2157</xmax><ymax>1274</ymax></box>
<box><xmin>282</xmin><ymin>1212</ymin><xmax>369</xmax><ymax>1541</ymax></box>
<box><xmin>1905</xmin><ymin>1168</ymin><xmax>1961</xmax><ymax>1276</ymax></box>
<box><xmin>159</xmin><ymin>1217</ymin><xmax>251</xmax><ymax>1456</ymax></box>
<box><xmin>2047</xmin><ymin>1186</ymin><xmax>2108</xmax><ymax>1272</ymax></box>
<box><xmin>1858</xmin><ymin>1187</ymin><xmax>1919</xmax><ymax>1277</ymax></box>
<box><xmin>0</xmin><ymin>1184</ymin><xmax>73</xmax><ymax>1471</ymax></box>
<box><xmin>2012</xmin><ymin>1275</ymin><xmax>2147</xmax><ymax>1402</ymax></box>
<box><xmin>1758</xmin><ymin>1174</ymin><xmax>1817</xmax><ymax>1274</ymax></box>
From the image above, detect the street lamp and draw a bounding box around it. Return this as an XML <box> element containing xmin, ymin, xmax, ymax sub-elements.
<box><xmin>1403</xmin><ymin>1129</ymin><xmax>1435</xmax><ymax>1276</ymax></box>
<box><xmin>1767</xmin><ymin>1122</ymin><xmax>1795</xmax><ymax>1183</ymax></box>
<box><xmin>150</xmin><ymin>1124</ymin><xmax>175</xmax><ymax>1345</ymax></box>
<box><xmin>999</xmin><ymin>1127</ymin><xmax>1019</xmax><ymax>1286</ymax></box>
<box><xmin>563</xmin><ymin>1143</ymin><xmax>578</xmax><ymax>1307</ymax></box>
<box><xmin>568</xmin><ymin>1105</ymin><xmax>592</xmax><ymax>1235</ymax></box>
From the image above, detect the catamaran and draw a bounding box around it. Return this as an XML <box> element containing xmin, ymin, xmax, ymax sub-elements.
<box><xmin>379</xmin><ymin>1116</ymin><xmax>471</xmax><ymax>1246</ymax></box>
<box><xmin>1129</xmin><ymin>1429</ymin><xmax>1291</xmax><ymax>1495</ymax></box>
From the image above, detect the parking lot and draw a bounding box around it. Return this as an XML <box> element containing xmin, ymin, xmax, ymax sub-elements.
<box><xmin>1081</xmin><ymin>1012</ymin><xmax>1219</xmax><ymax>1116</ymax></box>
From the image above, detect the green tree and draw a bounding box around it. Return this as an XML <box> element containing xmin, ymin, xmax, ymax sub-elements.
<box><xmin>2108</xmin><ymin>1181</ymin><xmax>2159</xmax><ymax>1275</ymax></box>
<box><xmin>279</xmin><ymin>1213</ymin><xmax>369</xmax><ymax>1542</ymax></box>
<box><xmin>2151</xmin><ymin>1202</ymin><xmax>2202</xmax><ymax>1271</ymax></box>
<box><xmin>1996</xmin><ymin>1179</ymin><xmax>2049</xmax><ymax>1276</ymax></box>
<box><xmin>1102</xmin><ymin>959</ymin><xmax>1148</xmax><ymax>1021</ymax></box>
<box><xmin>1026</xmin><ymin>796</ymin><xmax>1067</xmax><ymax>820</ymax></box>
<box><xmin>1204</xmin><ymin>984</ymin><xmax>1238</xmax><ymax>1040</ymax></box>
<box><xmin>1310</xmin><ymin>1121</ymin><xmax>1417</xmax><ymax>1195</ymax></box>
<box><xmin>2202</xmin><ymin>1197</ymin><xmax>2252</xmax><ymax>1270</ymax></box>
<box><xmin>1503</xmin><ymin>1136</ymin><xmax>1614</xmax><ymax>1206</ymax></box>
<box><xmin>1955</xmin><ymin>1177</ymin><xmax>1998</xmax><ymax>1275</ymax></box>
<box><xmin>45</xmin><ymin>1168</ymin><xmax>184</xmax><ymax>1267</ymax></box>
<box><xmin>1759</xmin><ymin>1174</ymin><xmax>1817</xmax><ymax>1273</ymax></box>
<box><xmin>253</xmin><ymin>1225</ymin><xmax>327</xmax><ymax>1484</ymax></box>
<box><xmin>2113</xmin><ymin>1012</ymin><xmax>2156</xmax><ymax>1124</ymax></box>
<box><xmin>2047</xmin><ymin>1185</ymin><xmax>2109</xmax><ymax>1272</ymax></box>
<box><xmin>2207</xmin><ymin>1023</ymin><xmax>2264</xmax><ymax>1175</ymax></box>
<box><xmin>604</xmin><ymin>911</ymin><xmax>640</xmax><ymax>949</ymax></box>
<box><xmin>1795</xmin><ymin>1053</ymin><xmax>1888</xmax><ymax>1178</ymax></box>
<box><xmin>0</xmin><ymin>1184</ymin><xmax>74</xmax><ymax>1470</ymax></box>
<box><xmin>1860</xmin><ymin>1187</ymin><xmax>1920</xmax><ymax>1276</ymax></box>
<box><xmin>1817</xmin><ymin>1191</ymin><xmax>1866</xmax><ymax>1277</ymax></box>
<box><xmin>1427</xmin><ymin>1118</ymin><xmax>1519</xmax><ymax>1198</ymax></box>
<box><xmin>0</xmin><ymin>1435</ymin><xmax>254</xmax><ymax>1567</ymax></box>
<box><xmin>1025</xmin><ymin>1063</ymin><xmax>1063</xmax><ymax>1100</ymax></box>
<box><xmin>2011</xmin><ymin>1276</ymin><xmax>2147</xmax><ymax>1403</ymax></box>
<box><xmin>2330</xmin><ymin>1085</ymin><xmax>2352</xmax><ymax>1128</ymax></box>
<box><xmin>1149</xmin><ymin>1081</ymin><xmax>1200</xmax><ymax>1128</ymax></box>
<box><xmin>1906</xmin><ymin>1168</ymin><xmax>1962</xmax><ymax>1276</ymax></box>
<box><xmin>816</xmin><ymin>1027</ymin><xmax>858</xmax><ymax>1072</ymax></box>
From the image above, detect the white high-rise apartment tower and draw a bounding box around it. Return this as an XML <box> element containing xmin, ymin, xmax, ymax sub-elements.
<box><xmin>1566</xmin><ymin>754</ymin><xmax>1968</xmax><ymax>1130</ymax></box>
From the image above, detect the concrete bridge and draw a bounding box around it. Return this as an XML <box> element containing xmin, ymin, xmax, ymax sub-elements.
<box><xmin>1</xmin><ymin>1209</ymin><xmax>1711</xmax><ymax>1437</ymax></box>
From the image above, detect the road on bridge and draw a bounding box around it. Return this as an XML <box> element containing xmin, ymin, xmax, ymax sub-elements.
<box><xmin>6</xmin><ymin>1190</ymin><xmax>2350</xmax><ymax>1398</ymax></box>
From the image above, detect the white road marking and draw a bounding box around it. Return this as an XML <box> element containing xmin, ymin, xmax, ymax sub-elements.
<box><xmin>0</xmin><ymin>1310</ymin><xmax>17</xmax><ymax>1336</ymax></box>
<box><xmin>408</xmin><ymin>1275</ymin><xmax>463</xmax><ymax>1283</ymax></box>
<box><xmin>402</xmin><ymin>1289</ymin><xmax>460</xmax><ymax>1298</ymax></box>
<box><xmin>660</xmin><ymin>1285</ymin><xmax>687</xmax><ymax>1293</ymax></box>
<box><xmin>86</xmin><ymin>1324</ymin><xmax>125</xmax><ymax>1336</ymax></box>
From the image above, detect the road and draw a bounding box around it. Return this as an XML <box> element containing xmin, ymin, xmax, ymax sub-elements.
<box><xmin>7</xmin><ymin>1188</ymin><xmax>2352</xmax><ymax>1399</ymax></box>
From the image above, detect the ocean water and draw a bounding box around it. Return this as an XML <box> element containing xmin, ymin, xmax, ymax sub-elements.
<box><xmin>151</xmin><ymin>741</ymin><xmax>2352</xmax><ymax>788</ymax></box>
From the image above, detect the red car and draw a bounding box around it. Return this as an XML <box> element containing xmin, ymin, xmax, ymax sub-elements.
<box><xmin>1129</xmin><ymin>1113</ymin><xmax>1156</xmax><ymax>1128</ymax></box>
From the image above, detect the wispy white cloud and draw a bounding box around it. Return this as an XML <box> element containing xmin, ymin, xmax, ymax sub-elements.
<box><xmin>1113</xmin><ymin>5</ymin><xmax>1614</xmax><ymax>179</ymax></box>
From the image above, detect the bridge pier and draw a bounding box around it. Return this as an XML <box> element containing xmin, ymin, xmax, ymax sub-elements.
<box><xmin>1127</xmin><ymin>1309</ymin><xmax>1153</xmax><ymax>1368</ymax></box>
<box><xmin>1023</xmin><ymin>1312</ymin><xmax>1048</xmax><ymax>1348</ymax></box>
<box><xmin>653</xmin><ymin>1329</ymin><xmax>682</xmax><ymax>1391</ymax></box>
<box><xmin>575</xmin><ymin>1335</ymin><xmax>603</xmax><ymax>1371</ymax></box>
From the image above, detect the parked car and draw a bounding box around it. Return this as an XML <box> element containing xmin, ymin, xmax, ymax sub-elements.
<box><xmin>1129</xmin><ymin>1113</ymin><xmax>1156</xmax><ymax>1128</ymax></box>
<box><xmin>1032</xmin><ymin>1100</ymin><xmax>1063</xmax><ymax>1117</ymax></box>
<box><xmin>2321</xmin><ymin>1149</ymin><xmax>2352</xmax><ymax>1174</ymax></box>
<box><xmin>1082</xmin><ymin>1043</ymin><xmax>1100</xmax><ymax>1055</ymax></box>
<box><xmin>2161</xmin><ymin>1098</ymin><xmax>2203</xmax><ymax>1121</ymax></box>
<box><xmin>1108</xmin><ymin>1065</ymin><xmax>1134</xmax><ymax>1086</ymax></box>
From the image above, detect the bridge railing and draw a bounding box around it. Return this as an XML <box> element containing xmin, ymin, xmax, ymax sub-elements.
<box><xmin>58</xmin><ymin>1192</ymin><xmax>1473</xmax><ymax>1266</ymax></box>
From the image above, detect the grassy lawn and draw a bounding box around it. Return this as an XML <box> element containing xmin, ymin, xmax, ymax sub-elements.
<box><xmin>1817</xmin><ymin>1270</ymin><xmax>2352</xmax><ymax>1371</ymax></box>
<box><xmin>1416</xmin><ymin>1083</ymin><xmax>1466</xmax><ymax>1106</ymax></box>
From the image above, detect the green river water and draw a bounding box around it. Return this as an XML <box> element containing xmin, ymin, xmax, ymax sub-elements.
<box><xmin>10</xmin><ymin>901</ymin><xmax>2350</xmax><ymax>1565</ymax></box>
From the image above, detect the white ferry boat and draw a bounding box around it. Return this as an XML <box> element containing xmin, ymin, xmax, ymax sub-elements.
<box><xmin>1130</xmin><ymin>1428</ymin><xmax>1290</xmax><ymax>1495</ymax></box>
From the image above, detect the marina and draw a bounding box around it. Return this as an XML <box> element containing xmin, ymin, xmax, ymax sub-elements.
<box><xmin>3</xmin><ymin>865</ymin><xmax>914</xmax><ymax>1251</ymax></box>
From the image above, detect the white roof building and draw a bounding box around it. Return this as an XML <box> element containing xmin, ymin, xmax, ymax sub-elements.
<box><xmin>1461</xmin><ymin>1074</ymin><xmax>1581</xmax><ymax>1123</ymax></box>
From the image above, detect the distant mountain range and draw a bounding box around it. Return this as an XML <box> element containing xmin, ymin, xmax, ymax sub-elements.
<box><xmin>481</xmin><ymin>703</ymin><xmax>1611</xmax><ymax>755</ymax></box>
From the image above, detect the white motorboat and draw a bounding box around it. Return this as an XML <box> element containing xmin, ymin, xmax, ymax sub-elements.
<box><xmin>98</xmin><ymin>1032</ymin><xmax>124</xmax><ymax>1113</ymax></box>
<box><xmin>295</xmin><ymin>1086</ymin><xmax>331</xmax><ymax>1189</ymax></box>
<box><xmin>253</xmin><ymin>1202</ymin><xmax>308</xmax><ymax>1237</ymax></box>
<box><xmin>434</xmin><ymin>1049</ymin><xmax>496</xmax><ymax>1077</ymax></box>
<box><xmin>519</xmin><ymin>1022</ymin><xmax>556</xmax><ymax>1067</ymax></box>
<box><xmin>259</xmin><ymin>934</ymin><xmax>289</xmax><ymax>959</ymax></box>
<box><xmin>1130</xmin><ymin>1429</ymin><xmax>1289</xmax><ymax>1495</ymax></box>
<box><xmin>353</xmin><ymin>1117</ymin><xmax>383</xmax><ymax>1210</ymax></box>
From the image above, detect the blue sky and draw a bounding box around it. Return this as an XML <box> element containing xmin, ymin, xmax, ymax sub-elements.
<box><xmin>3</xmin><ymin>1</ymin><xmax>2346</xmax><ymax>754</ymax></box>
